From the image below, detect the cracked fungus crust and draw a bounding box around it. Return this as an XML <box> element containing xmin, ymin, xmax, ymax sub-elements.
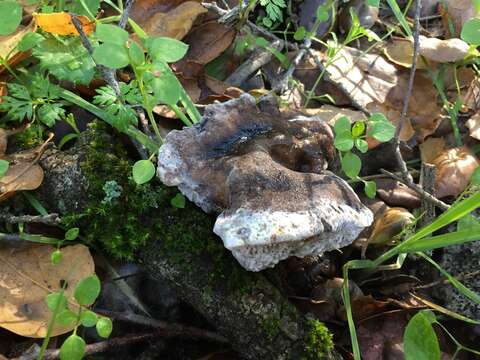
<box><xmin>158</xmin><ymin>94</ymin><xmax>373</xmax><ymax>271</ymax></box>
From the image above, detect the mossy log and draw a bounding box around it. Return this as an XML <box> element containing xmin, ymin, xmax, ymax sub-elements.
<box><xmin>37</xmin><ymin>123</ymin><xmax>331</xmax><ymax>359</ymax></box>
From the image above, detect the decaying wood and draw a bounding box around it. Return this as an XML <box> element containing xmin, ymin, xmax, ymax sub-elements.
<box><xmin>36</xmin><ymin>128</ymin><xmax>312</xmax><ymax>360</ymax></box>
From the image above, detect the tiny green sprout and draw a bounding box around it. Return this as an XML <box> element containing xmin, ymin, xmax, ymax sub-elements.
<box><xmin>65</xmin><ymin>227</ymin><xmax>79</xmax><ymax>241</ymax></box>
<box><xmin>334</xmin><ymin>113</ymin><xmax>395</xmax><ymax>197</ymax></box>
<box><xmin>96</xmin><ymin>317</ymin><xmax>113</xmax><ymax>338</ymax></box>
<box><xmin>171</xmin><ymin>193</ymin><xmax>186</xmax><ymax>209</ymax></box>
<box><xmin>294</xmin><ymin>26</ymin><xmax>306</xmax><ymax>41</ymax></box>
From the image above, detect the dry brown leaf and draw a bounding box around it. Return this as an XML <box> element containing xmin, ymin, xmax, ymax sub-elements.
<box><xmin>384</xmin><ymin>37</ymin><xmax>428</xmax><ymax>69</ymax></box>
<box><xmin>0</xmin><ymin>20</ymin><xmax>37</xmax><ymax>74</ymax></box>
<box><xmin>0</xmin><ymin>244</ymin><xmax>94</xmax><ymax>337</ymax></box>
<box><xmin>466</xmin><ymin>113</ymin><xmax>480</xmax><ymax>140</ymax></box>
<box><xmin>368</xmin><ymin>207</ymin><xmax>415</xmax><ymax>245</ymax></box>
<box><xmin>432</xmin><ymin>146</ymin><xmax>480</xmax><ymax>198</ymax></box>
<box><xmin>323</xmin><ymin>47</ymin><xmax>440</xmax><ymax>141</ymax></box>
<box><xmin>0</xmin><ymin>161</ymin><xmax>44</xmax><ymax>201</ymax></box>
<box><xmin>130</xmin><ymin>0</ymin><xmax>188</xmax><ymax>21</ymax></box>
<box><xmin>301</xmin><ymin>105</ymin><xmax>368</xmax><ymax>126</ymax></box>
<box><xmin>375</xmin><ymin>179</ymin><xmax>421</xmax><ymax>209</ymax></box>
<box><xmin>0</xmin><ymin>128</ymin><xmax>7</xmax><ymax>156</ymax></box>
<box><xmin>418</xmin><ymin>36</ymin><xmax>470</xmax><ymax>63</ymax></box>
<box><xmin>33</xmin><ymin>12</ymin><xmax>95</xmax><ymax>36</ymax></box>
<box><xmin>182</xmin><ymin>20</ymin><xmax>236</xmax><ymax>64</ymax></box>
<box><xmin>464</xmin><ymin>78</ymin><xmax>480</xmax><ymax>111</ymax></box>
<box><xmin>419</xmin><ymin>137</ymin><xmax>446</xmax><ymax>164</ymax></box>
<box><xmin>442</xmin><ymin>0</ymin><xmax>478</xmax><ymax>37</ymax></box>
<box><xmin>139</xmin><ymin>1</ymin><xmax>207</xmax><ymax>40</ymax></box>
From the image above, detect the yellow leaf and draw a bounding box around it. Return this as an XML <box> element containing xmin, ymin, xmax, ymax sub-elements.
<box><xmin>33</xmin><ymin>12</ymin><xmax>95</xmax><ymax>36</ymax></box>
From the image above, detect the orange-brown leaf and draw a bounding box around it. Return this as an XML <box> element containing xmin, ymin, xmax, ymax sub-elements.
<box><xmin>33</xmin><ymin>12</ymin><xmax>95</xmax><ymax>36</ymax></box>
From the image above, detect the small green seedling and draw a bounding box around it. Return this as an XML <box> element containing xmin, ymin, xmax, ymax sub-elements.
<box><xmin>42</xmin><ymin>274</ymin><xmax>112</xmax><ymax>360</ymax></box>
<box><xmin>171</xmin><ymin>193</ymin><xmax>186</xmax><ymax>209</ymax></box>
<box><xmin>50</xmin><ymin>227</ymin><xmax>79</xmax><ymax>265</ymax></box>
<box><xmin>333</xmin><ymin>113</ymin><xmax>395</xmax><ymax>198</ymax></box>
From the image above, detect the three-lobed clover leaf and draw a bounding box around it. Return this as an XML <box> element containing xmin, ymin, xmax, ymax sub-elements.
<box><xmin>368</xmin><ymin>113</ymin><xmax>395</xmax><ymax>142</ymax></box>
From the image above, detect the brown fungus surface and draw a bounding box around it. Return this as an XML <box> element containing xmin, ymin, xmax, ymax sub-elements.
<box><xmin>158</xmin><ymin>95</ymin><xmax>373</xmax><ymax>271</ymax></box>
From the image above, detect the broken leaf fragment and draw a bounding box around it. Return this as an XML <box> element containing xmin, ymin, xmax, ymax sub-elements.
<box><xmin>368</xmin><ymin>207</ymin><xmax>415</xmax><ymax>245</ymax></box>
<box><xmin>466</xmin><ymin>113</ymin><xmax>480</xmax><ymax>140</ymax></box>
<box><xmin>0</xmin><ymin>244</ymin><xmax>95</xmax><ymax>337</ymax></box>
<box><xmin>33</xmin><ymin>12</ymin><xmax>95</xmax><ymax>36</ymax></box>
<box><xmin>0</xmin><ymin>20</ymin><xmax>37</xmax><ymax>74</ymax></box>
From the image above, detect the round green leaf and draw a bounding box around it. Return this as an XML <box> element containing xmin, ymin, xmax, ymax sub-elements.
<box><xmin>51</xmin><ymin>249</ymin><xmax>62</xmax><ymax>265</ymax></box>
<box><xmin>57</xmin><ymin>309</ymin><xmax>78</xmax><ymax>326</ymax></box>
<box><xmin>461</xmin><ymin>18</ymin><xmax>480</xmax><ymax>45</ymax></box>
<box><xmin>0</xmin><ymin>1</ymin><xmax>22</xmax><ymax>35</ymax></box>
<box><xmin>80</xmin><ymin>310</ymin><xmax>98</xmax><ymax>327</ymax></box>
<box><xmin>316</xmin><ymin>5</ymin><xmax>329</xmax><ymax>22</ymax></box>
<box><xmin>93</xmin><ymin>43</ymin><xmax>130</xmax><ymax>69</ymax></box>
<box><xmin>341</xmin><ymin>152</ymin><xmax>361</xmax><ymax>179</ymax></box>
<box><xmin>0</xmin><ymin>160</ymin><xmax>9</xmax><ymax>179</ymax></box>
<box><xmin>46</xmin><ymin>292</ymin><xmax>67</xmax><ymax>312</ymax></box>
<box><xmin>60</xmin><ymin>334</ymin><xmax>86</xmax><ymax>360</ymax></box>
<box><xmin>74</xmin><ymin>275</ymin><xmax>101</xmax><ymax>306</ymax></box>
<box><xmin>146</xmin><ymin>37</ymin><xmax>189</xmax><ymax>63</ymax></box>
<box><xmin>96</xmin><ymin>317</ymin><xmax>113</xmax><ymax>338</ymax></box>
<box><xmin>132</xmin><ymin>160</ymin><xmax>155</xmax><ymax>185</ymax></box>
<box><xmin>368</xmin><ymin>113</ymin><xmax>395</xmax><ymax>142</ymax></box>
<box><xmin>334</xmin><ymin>131</ymin><xmax>354</xmax><ymax>151</ymax></box>
<box><xmin>294</xmin><ymin>26</ymin><xmax>306</xmax><ymax>41</ymax></box>
<box><xmin>18</xmin><ymin>32</ymin><xmax>44</xmax><ymax>52</ymax></box>
<box><xmin>96</xmin><ymin>23</ymin><xmax>129</xmax><ymax>45</ymax></box>
<box><xmin>404</xmin><ymin>311</ymin><xmax>440</xmax><ymax>360</ymax></box>
<box><xmin>65</xmin><ymin>227</ymin><xmax>79</xmax><ymax>241</ymax></box>
<box><xmin>351</xmin><ymin>121</ymin><xmax>365</xmax><ymax>137</ymax></box>
<box><xmin>354</xmin><ymin>138</ymin><xmax>369</xmax><ymax>153</ymax></box>
<box><xmin>128</xmin><ymin>42</ymin><xmax>145</xmax><ymax>66</ymax></box>
<box><xmin>364</xmin><ymin>180</ymin><xmax>376</xmax><ymax>199</ymax></box>
<box><xmin>334</xmin><ymin>116</ymin><xmax>351</xmax><ymax>134</ymax></box>
<box><xmin>150</xmin><ymin>74</ymin><xmax>181</xmax><ymax>105</ymax></box>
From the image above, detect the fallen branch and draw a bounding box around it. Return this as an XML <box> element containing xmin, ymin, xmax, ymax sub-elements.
<box><xmin>95</xmin><ymin>309</ymin><xmax>229</xmax><ymax>344</ymax></box>
<box><xmin>0</xmin><ymin>213</ymin><xmax>60</xmax><ymax>225</ymax></box>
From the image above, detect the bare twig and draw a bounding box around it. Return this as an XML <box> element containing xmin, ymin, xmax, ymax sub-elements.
<box><xmin>380</xmin><ymin>169</ymin><xmax>449</xmax><ymax>210</ymax></box>
<box><xmin>414</xmin><ymin>270</ymin><xmax>480</xmax><ymax>290</ymax></box>
<box><xmin>0</xmin><ymin>213</ymin><xmax>60</xmax><ymax>225</ymax></box>
<box><xmin>118</xmin><ymin>0</ymin><xmax>135</xmax><ymax>29</ymax></box>
<box><xmin>273</xmin><ymin>39</ymin><xmax>311</xmax><ymax>93</ymax></box>
<box><xmin>71</xmin><ymin>15</ymin><xmax>121</xmax><ymax>96</ymax></box>
<box><xmin>419</xmin><ymin>163</ymin><xmax>436</xmax><ymax>226</ymax></box>
<box><xmin>225</xmin><ymin>39</ymin><xmax>284</xmax><ymax>86</ymax></box>
<box><xmin>95</xmin><ymin>309</ymin><xmax>229</xmax><ymax>344</ymax></box>
<box><xmin>392</xmin><ymin>0</ymin><xmax>422</xmax><ymax>183</ymax></box>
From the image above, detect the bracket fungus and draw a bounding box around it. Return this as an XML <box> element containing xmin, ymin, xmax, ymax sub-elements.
<box><xmin>157</xmin><ymin>95</ymin><xmax>373</xmax><ymax>271</ymax></box>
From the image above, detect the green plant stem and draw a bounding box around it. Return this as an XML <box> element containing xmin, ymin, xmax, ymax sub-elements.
<box><xmin>59</xmin><ymin>88</ymin><xmax>159</xmax><ymax>153</ymax></box>
<box><xmin>135</xmin><ymin>76</ymin><xmax>164</xmax><ymax>142</ymax></box>
<box><xmin>171</xmin><ymin>103</ymin><xmax>193</xmax><ymax>127</ymax></box>
<box><xmin>0</xmin><ymin>56</ymin><xmax>21</xmax><ymax>82</ymax></box>
<box><xmin>180</xmin><ymin>91</ymin><xmax>201</xmax><ymax>123</ymax></box>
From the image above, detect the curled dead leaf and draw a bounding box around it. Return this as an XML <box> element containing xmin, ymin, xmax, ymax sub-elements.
<box><xmin>419</xmin><ymin>137</ymin><xmax>446</xmax><ymax>164</ymax></box>
<box><xmin>419</xmin><ymin>35</ymin><xmax>470</xmax><ymax>63</ymax></box>
<box><xmin>0</xmin><ymin>161</ymin><xmax>44</xmax><ymax>201</ymax></box>
<box><xmin>384</xmin><ymin>37</ymin><xmax>428</xmax><ymax>69</ymax></box>
<box><xmin>375</xmin><ymin>179</ymin><xmax>421</xmax><ymax>209</ymax></box>
<box><xmin>368</xmin><ymin>207</ymin><xmax>415</xmax><ymax>246</ymax></box>
<box><xmin>432</xmin><ymin>146</ymin><xmax>480</xmax><ymax>198</ymax></box>
<box><xmin>33</xmin><ymin>12</ymin><xmax>95</xmax><ymax>36</ymax></box>
<box><xmin>0</xmin><ymin>20</ymin><xmax>37</xmax><ymax>74</ymax></box>
<box><xmin>465</xmin><ymin>113</ymin><xmax>480</xmax><ymax>140</ymax></box>
<box><xmin>138</xmin><ymin>1</ymin><xmax>207</xmax><ymax>40</ymax></box>
<box><xmin>0</xmin><ymin>244</ymin><xmax>94</xmax><ymax>337</ymax></box>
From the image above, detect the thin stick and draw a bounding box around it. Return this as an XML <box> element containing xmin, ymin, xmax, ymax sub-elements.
<box><xmin>71</xmin><ymin>15</ymin><xmax>121</xmax><ymax>97</ymax></box>
<box><xmin>380</xmin><ymin>169</ymin><xmax>449</xmax><ymax>210</ymax></box>
<box><xmin>392</xmin><ymin>0</ymin><xmax>422</xmax><ymax>183</ymax></box>
<box><xmin>273</xmin><ymin>38</ymin><xmax>311</xmax><ymax>93</ymax></box>
<box><xmin>419</xmin><ymin>163</ymin><xmax>436</xmax><ymax>226</ymax></box>
<box><xmin>0</xmin><ymin>213</ymin><xmax>60</xmax><ymax>225</ymax></box>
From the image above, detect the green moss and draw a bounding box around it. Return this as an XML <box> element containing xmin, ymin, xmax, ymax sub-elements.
<box><xmin>261</xmin><ymin>315</ymin><xmax>282</xmax><ymax>340</ymax></box>
<box><xmin>63</xmin><ymin>121</ymin><xmax>258</xmax><ymax>293</ymax></box>
<box><xmin>11</xmin><ymin>126</ymin><xmax>44</xmax><ymax>148</ymax></box>
<box><xmin>302</xmin><ymin>320</ymin><xmax>334</xmax><ymax>360</ymax></box>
